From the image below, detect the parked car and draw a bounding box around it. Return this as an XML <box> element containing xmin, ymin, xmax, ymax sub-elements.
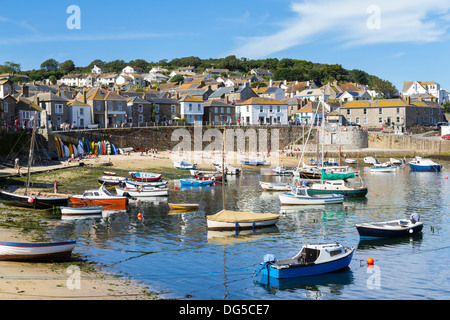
<box><xmin>442</xmin><ymin>134</ymin><xmax>450</xmax><ymax>140</ymax></box>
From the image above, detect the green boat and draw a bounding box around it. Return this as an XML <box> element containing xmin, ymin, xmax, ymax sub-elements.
<box><xmin>306</xmin><ymin>169</ymin><xmax>368</xmax><ymax>198</ymax></box>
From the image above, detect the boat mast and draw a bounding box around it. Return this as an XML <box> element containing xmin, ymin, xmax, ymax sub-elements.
<box><xmin>222</xmin><ymin>129</ymin><xmax>225</xmax><ymax>210</ymax></box>
<box><xmin>25</xmin><ymin>115</ymin><xmax>37</xmax><ymax>195</ymax></box>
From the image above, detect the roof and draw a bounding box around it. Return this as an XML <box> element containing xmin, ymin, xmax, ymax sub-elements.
<box><xmin>179</xmin><ymin>94</ymin><xmax>203</xmax><ymax>102</ymax></box>
<box><xmin>204</xmin><ymin>99</ymin><xmax>235</xmax><ymax>108</ymax></box>
<box><xmin>239</xmin><ymin>97</ymin><xmax>287</xmax><ymax>105</ymax></box>
<box><xmin>298</xmin><ymin>102</ymin><xmax>325</xmax><ymax>113</ymax></box>
<box><xmin>36</xmin><ymin>92</ymin><xmax>69</xmax><ymax>102</ymax></box>
<box><xmin>343</xmin><ymin>99</ymin><xmax>410</xmax><ymax>108</ymax></box>
<box><xmin>68</xmin><ymin>99</ymin><xmax>90</xmax><ymax>107</ymax></box>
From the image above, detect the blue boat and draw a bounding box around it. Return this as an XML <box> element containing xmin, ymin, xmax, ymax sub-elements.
<box><xmin>255</xmin><ymin>243</ymin><xmax>354</xmax><ymax>279</ymax></box>
<box><xmin>408</xmin><ymin>156</ymin><xmax>441</xmax><ymax>172</ymax></box>
<box><xmin>241</xmin><ymin>158</ymin><xmax>266</xmax><ymax>166</ymax></box>
<box><xmin>179</xmin><ymin>179</ymin><xmax>214</xmax><ymax>187</ymax></box>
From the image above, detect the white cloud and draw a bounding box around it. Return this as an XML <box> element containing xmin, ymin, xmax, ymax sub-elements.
<box><xmin>231</xmin><ymin>0</ymin><xmax>450</xmax><ymax>58</ymax></box>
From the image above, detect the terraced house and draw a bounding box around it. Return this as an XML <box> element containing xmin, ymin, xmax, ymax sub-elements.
<box><xmin>340</xmin><ymin>97</ymin><xmax>445</xmax><ymax>133</ymax></box>
<box><xmin>82</xmin><ymin>87</ymin><xmax>127</xmax><ymax>128</ymax></box>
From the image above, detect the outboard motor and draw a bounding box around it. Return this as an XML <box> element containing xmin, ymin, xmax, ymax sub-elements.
<box><xmin>263</xmin><ymin>254</ymin><xmax>277</xmax><ymax>263</ymax></box>
<box><xmin>410</xmin><ymin>213</ymin><xmax>420</xmax><ymax>224</ymax></box>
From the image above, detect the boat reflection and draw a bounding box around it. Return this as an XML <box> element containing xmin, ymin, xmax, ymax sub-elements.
<box><xmin>357</xmin><ymin>232</ymin><xmax>423</xmax><ymax>250</ymax></box>
<box><xmin>207</xmin><ymin>226</ymin><xmax>280</xmax><ymax>244</ymax></box>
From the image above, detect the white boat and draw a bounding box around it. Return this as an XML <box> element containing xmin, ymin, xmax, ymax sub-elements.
<box><xmin>345</xmin><ymin>158</ymin><xmax>357</xmax><ymax>164</ymax></box>
<box><xmin>174</xmin><ymin>161</ymin><xmax>197</xmax><ymax>170</ymax></box>
<box><xmin>370</xmin><ymin>163</ymin><xmax>397</xmax><ymax>173</ymax></box>
<box><xmin>60</xmin><ymin>206</ymin><xmax>103</xmax><ymax>216</ymax></box>
<box><xmin>390</xmin><ymin>158</ymin><xmax>403</xmax><ymax>165</ymax></box>
<box><xmin>364</xmin><ymin>157</ymin><xmax>379</xmax><ymax>165</ymax></box>
<box><xmin>279</xmin><ymin>187</ymin><xmax>344</xmax><ymax>205</ymax></box>
<box><xmin>212</xmin><ymin>160</ymin><xmax>241</xmax><ymax>175</ymax></box>
<box><xmin>115</xmin><ymin>187</ymin><xmax>169</xmax><ymax>197</ymax></box>
<box><xmin>206</xmin><ymin>209</ymin><xmax>280</xmax><ymax>231</ymax></box>
<box><xmin>259</xmin><ymin>181</ymin><xmax>292</xmax><ymax>191</ymax></box>
<box><xmin>0</xmin><ymin>240</ymin><xmax>76</xmax><ymax>262</ymax></box>
<box><xmin>408</xmin><ymin>156</ymin><xmax>442</xmax><ymax>172</ymax></box>
<box><xmin>270</xmin><ymin>165</ymin><xmax>293</xmax><ymax>176</ymax></box>
<box><xmin>122</xmin><ymin>179</ymin><xmax>168</xmax><ymax>189</ymax></box>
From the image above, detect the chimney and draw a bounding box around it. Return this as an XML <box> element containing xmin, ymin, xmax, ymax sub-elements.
<box><xmin>83</xmin><ymin>90</ymin><xmax>87</xmax><ymax>104</ymax></box>
<box><xmin>406</xmin><ymin>96</ymin><xmax>410</xmax><ymax>105</ymax></box>
<box><xmin>22</xmin><ymin>85</ymin><xmax>29</xmax><ymax>97</ymax></box>
<box><xmin>142</xmin><ymin>92</ymin><xmax>146</xmax><ymax>100</ymax></box>
<box><xmin>269</xmin><ymin>79</ymin><xmax>273</xmax><ymax>87</ymax></box>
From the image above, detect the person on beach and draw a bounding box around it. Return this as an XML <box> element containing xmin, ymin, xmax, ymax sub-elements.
<box><xmin>54</xmin><ymin>181</ymin><xmax>58</xmax><ymax>193</ymax></box>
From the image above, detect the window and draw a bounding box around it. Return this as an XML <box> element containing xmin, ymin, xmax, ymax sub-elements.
<box><xmin>155</xmin><ymin>105</ymin><xmax>160</xmax><ymax>113</ymax></box>
<box><xmin>355</xmin><ymin>117</ymin><xmax>360</xmax><ymax>124</ymax></box>
<box><xmin>96</xmin><ymin>101</ymin><xmax>101</xmax><ymax>111</ymax></box>
<box><xmin>80</xmin><ymin>108</ymin><xmax>84</xmax><ymax>116</ymax></box>
<box><xmin>363</xmin><ymin>117</ymin><xmax>368</xmax><ymax>124</ymax></box>
<box><xmin>139</xmin><ymin>115</ymin><xmax>143</xmax><ymax>123</ymax></box>
<box><xmin>198</xmin><ymin>104</ymin><xmax>201</xmax><ymax>111</ymax></box>
<box><xmin>189</xmin><ymin>104</ymin><xmax>192</xmax><ymax>112</ymax></box>
<box><xmin>118</xmin><ymin>102</ymin><xmax>123</xmax><ymax>111</ymax></box>
<box><xmin>346</xmin><ymin>109</ymin><xmax>350</xmax><ymax>115</ymax></box>
<box><xmin>379</xmin><ymin>117</ymin><xmax>383</xmax><ymax>123</ymax></box>
<box><xmin>227</xmin><ymin>108</ymin><xmax>230</xmax><ymax>114</ymax></box>
<box><xmin>277</xmin><ymin>106</ymin><xmax>280</xmax><ymax>112</ymax></box>
<box><xmin>138</xmin><ymin>105</ymin><xmax>143</xmax><ymax>113</ymax></box>
<box><xmin>4</xmin><ymin>102</ymin><xmax>8</xmax><ymax>112</ymax></box>
<box><xmin>215</xmin><ymin>107</ymin><xmax>218</xmax><ymax>114</ymax></box>
<box><xmin>363</xmin><ymin>108</ymin><xmax>367</xmax><ymax>115</ymax></box>
<box><xmin>260</xmin><ymin>106</ymin><xmax>263</xmax><ymax>112</ymax></box>
<box><xmin>396</xmin><ymin>117</ymin><xmax>400</xmax><ymax>123</ymax></box>
<box><xmin>55</xmin><ymin>104</ymin><xmax>63</xmax><ymax>114</ymax></box>
<box><xmin>269</xmin><ymin>106</ymin><xmax>273</xmax><ymax>112</ymax></box>
<box><xmin>107</xmin><ymin>102</ymin><xmax>113</xmax><ymax>111</ymax></box>
<box><xmin>171</xmin><ymin>105</ymin><xmax>176</xmax><ymax>113</ymax></box>
<box><xmin>396</xmin><ymin>107</ymin><xmax>400</xmax><ymax>114</ymax></box>
<box><xmin>378</xmin><ymin>108</ymin><xmax>382</xmax><ymax>114</ymax></box>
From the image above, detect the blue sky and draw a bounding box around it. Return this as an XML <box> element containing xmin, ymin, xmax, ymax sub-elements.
<box><xmin>1</xmin><ymin>0</ymin><xmax>450</xmax><ymax>91</ymax></box>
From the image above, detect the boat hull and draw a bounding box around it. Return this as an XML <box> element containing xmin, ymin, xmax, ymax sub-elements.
<box><xmin>207</xmin><ymin>218</ymin><xmax>279</xmax><ymax>231</ymax></box>
<box><xmin>116</xmin><ymin>187</ymin><xmax>169</xmax><ymax>197</ymax></box>
<box><xmin>168</xmin><ymin>203</ymin><xmax>199</xmax><ymax>211</ymax></box>
<box><xmin>69</xmin><ymin>197</ymin><xmax>127</xmax><ymax>209</ymax></box>
<box><xmin>279</xmin><ymin>193</ymin><xmax>344</xmax><ymax>205</ymax></box>
<box><xmin>306</xmin><ymin>188</ymin><xmax>368</xmax><ymax>198</ymax></box>
<box><xmin>60</xmin><ymin>206</ymin><xmax>103</xmax><ymax>216</ymax></box>
<box><xmin>259</xmin><ymin>182</ymin><xmax>291</xmax><ymax>191</ymax></box>
<box><xmin>0</xmin><ymin>240</ymin><xmax>76</xmax><ymax>262</ymax></box>
<box><xmin>0</xmin><ymin>191</ymin><xmax>69</xmax><ymax>210</ymax></box>
<box><xmin>262</xmin><ymin>250</ymin><xmax>354</xmax><ymax>279</ymax></box>
<box><xmin>130</xmin><ymin>172</ymin><xmax>162</xmax><ymax>181</ymax></box>
<box><xmin>180</xmin><ymin>179</ymin><xmax>214</xmax><ymax>187</ymax></box>
<box><xmin>356</xmin><ymin>221</ymin><xmax>423</xmax><ymax>238</ymax></box>
<box><xmin>408</xmin><ymin>163</ymin><xmax>441</xmax><ymax>172</ymax></box>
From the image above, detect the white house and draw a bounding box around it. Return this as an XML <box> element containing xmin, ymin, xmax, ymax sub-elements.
<box><xmin>179</xmin><ymin>95</ymin><xmax>204</xmax><ymax>124</ymax></box>
<box><xmin>68</xmin><ymin>99</ymin><xmax>92</xmax><ymax>128</ymax></box>
<box><xmin>336</xmin><ymin>91</ymin><xmax>371</xmax><ymax>103</ymax></box>
<box><xmin>402</xmin><ymin>81</ymin><xmax>449</xmax><ymax>105</ymax></box>
<box><xmin>116</xmin><ymin>73</ymin><xmax>145</xmax><ymax>87</ymax></box>
<box><xmin>91</xmin><ymin>65</ymin><xmax>110</xmax><ymax>74</ymax></box>
<box><xmin>95</xmin><ymin>73</ymin><xmax>118</xmax><ymax>87</ymax></box>
<box><xmin>237</xmin><ymin>97</ymin><xmax>288</xmax><ymax>125</ymax></box>
<box><xmin>145</xmin><ymin>72</ymin><xmax>169</xmax><ymax>83</ymax></box>
<box><xmin>122</xmin><ymin>66</ymin><xmax>145</xmax><ymax>75</ymax></box>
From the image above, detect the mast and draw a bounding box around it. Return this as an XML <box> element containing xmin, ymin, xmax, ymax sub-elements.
<box><xmin>25</xmin><ymin>115</ymin><xmax>37</xmax><ymax>195</ymax></box>
<box><xmin>222</xmin><ymin>129</ymin><xmax>225</xmax><ymax>210</ymax></box>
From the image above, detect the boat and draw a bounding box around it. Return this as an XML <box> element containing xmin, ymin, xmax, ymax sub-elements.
<box><xmin>0</xmin><ymin>240</ymin><xmax>76</xmax><ymax>262</ymax></box>
<box><xmin>408</xmin><ymin>156</ymin><xmax>442</xmax><ymax>172</ymax></box>
<box><xmin>0</xmin><ymin>191</ymin><xmax>69</xmax><ymax>210</ymax></box>
<box><xmin>173</xmin><ymin>161</ymin><xmax>197</xmax><ymax>170</ymax></box>
<box><xmin>306</xmin><ymin>179</ymin><xmax>368</xmax><ymax>198</ymax></box>
<box><xmin>241</xmin><ymin>158</ymin><xmax>266</xmax><ymax>166</ymax></box>
<box><xmin>168</xmin><ymin>203</ymin><xmax>199</xmax><ymax>211</ymax></box>
<box><xmin>102</xmin><ymin>171</ymin><xmax>117</xmax><ymax>176</ymax></box>
<box><xmin>390</xmin><ymin>158</ymin><xmax>403</xmax><ymax>165</ymax></box>
<box><xmin>0</xmin><ymin>115</ymin><xmax>69</xmax><ymax>210</ymax></box>
<box><xmin>69</xmin><ymin>186</ymin><xmax>128</xmax><ymax>209</ymax></box>
<box><xmin>98</xmin><ymin>175</ymin><xmax>126</xmax><ymax>187</ymax></box>
<box><xmin>355</xmin><ymin>216</ymin><xmax>423</xmax><ymax>239</ymax></box>
<box><xmin>193</xmin><ymin>171</ymin><xmax>224</xmax><ymax>182</ymax></box>
<box><xmin>115</xmin><ymin>187</ymin><xmax>169</xmax><ymax>197</ymax></box>
<box><xmin>179</xmin><ymin>179</ymin><xmax>214</xmax><ymax>187</ymax></box>
<box><xmin>130</xmin><ymin>171</ymin><xmax>162</xmax><ymax>181</ymax></box>
<box><xmin>364</xmin><ymin>157</ymin><xmax>379</xmax><ymax>165</ymax></box>
<box><xmin>206</xmin><ymin>209</ymin><xmax>280</xmax><ymax>231</ymax></box>
<box><xmin>370</xmin><ymin>163</ymin><xmax>397</xmax><ymax>173</ymax></box>
<box><xmin>256</xmin><ymin>242</ymin><xmax>355</xmax><ymax>279</ymax></box>
<box><xmin>212</xmin><ymin>161</ymin><xmax>241</xmax><ymax>175</ymax></box>
<box><xmin>259</xmin><ymin>181</ymin><xmax>292</xmax><ymax>191</ymax></box>
<box><xmin>122</xmin><ymin>179</ymin><xmax>168</xmax><ymax>189</ymax></box>
<box><xmin>270</xmin><ymin>165</ymin><xmax>293</xmax><ymax>176</ymax></box>
<box><xmin>344</xmin><ymin>158</ymin><xmax>357</xmax><ymax>164</ymax></box>
<box><xmin>60</xmin><ymin>206</ymin><xmax>103</xmax><ymax>216</ymax></box>
<box><xmin>279</xmin><ymin>187</ymin><xmax>345</xmax><ymax>205</ymax></box>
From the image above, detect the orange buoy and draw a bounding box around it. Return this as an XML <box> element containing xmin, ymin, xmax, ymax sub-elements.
<box><xmin>445</xmin><ymin>176</ymin><xmax>448</xmax><ymax>180</ymax></box>
<box><xmin>137</xmin><ymin>213</ymin><xmax>143</xmax><ymax>220</ymax></box>
<box><xmin>367</xmin><ymin>257</ymin><xmax>374</xmax><ymax>265</ymax></box>
<box><xmin>174</xmin><ymin>186</ymin><xmax>178</xmax><ymax>191</ymax></box>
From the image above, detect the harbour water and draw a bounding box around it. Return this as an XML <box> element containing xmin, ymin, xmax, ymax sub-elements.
<box><xmin>49</xmin><ymin>165</ymin><xmax>449</xmax><ymax>300</ymax></box>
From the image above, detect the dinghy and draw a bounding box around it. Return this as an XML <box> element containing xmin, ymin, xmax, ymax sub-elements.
<box><xmin>115</xmin><ymin>187</ymin><xmax>169</xmax><ymax>197</ymax></box>
<box><xmin>0</xmin><ymin>240</ymin><xmax>76</xmax><ymax>262</ymax></box>
<box><xmin>60</xmin><ymin>206</ymin><xmax>103</xmax><ymax>216</ymax></box>
<box><xmin>98</xmin><ymin>175</ymin><xmax>126</xmax><ymax>187</ymax></box>
<box><xmin>207</xmin><ymin>209</ymin><xmax>280</xmax><ymax>231</ymax></box>
<box><xmin>174</xmin><ymin>161</ymin><xmax>197</xmax><ymax>170</ymax></box>
<box><xmin>122</xmin><ymin>179</ymin><xmax>168</xmax><ymax>189</ymax></box>
<box><xmin>130</xmin><ymin>172</ymin><xmax>162</xmax><ymax>181</ymax></box>
<box><xmin>355</xmin><ymin>215</ymin><xmax>423</xmax><ymax>238</ymax></box>
<box><xmin>241</xmin><ymin>158</ymin><xmax>266</xmax><ymax>166</ymax></box>
<box><xmin>279</xmin><ymin>187</ymin><xmax>344</xmax><ymax>205</ymax></box>
<box><xmin>168</xmin><ymin>203</ymin><xmax>199</xmax><ymax>211</ymax></box>
<box><xmin>270</xmin><ymin>165</ymin><xmax>293</xmax><ymax>176</ymax></box>
<box><xmin>179</xmin><ymin>179</ymin><xmax>214</xmax><ymax>187</ymax></box>
<box><xmin>259</xmin><ymin>181</ymin><xmax>292</xmax><ymax>191</ymax></box>
<box><xmin>370</xmin><ymin>163</ymin><xmax>397</xmax><ymax>173</ymax></box>
<box><xmin>256</xmin><ymin>243</ymin><xmax>354</xmax><ymax>279</ymax></box>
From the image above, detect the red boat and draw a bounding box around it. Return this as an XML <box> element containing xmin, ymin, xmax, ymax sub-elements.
<box><xmin>194</xmin><ymin>172</ymin><xmax>223</xmax><ymax>182</ymax></box>
<box><xmin>69</xmin><ymin>187</ymin><xmax>128</xmax><ymax>211</ymax></box>
<box><xmin>130</xmin><ymin>172</ymin><xmax>162</xmax><ymax>182</ymax></box>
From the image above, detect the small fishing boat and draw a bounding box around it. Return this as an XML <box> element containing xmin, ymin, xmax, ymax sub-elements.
<box><xmin>344</xmin><ymin>158</ymin><xmax>357</xmax><ymax>164</ymax></box>
<box><xmin>364</xmin><ymin>157</ymin><xmax>379</xmax><ymax>165</ymax></box>
<box><xmin>98</xmin><ymin>175</ymin><xmax>126</xmax><ymax>187</ymax></box>
<box><xmin>306</xmin><ymin>179</ymin><xmax>368</xmax><ymax>198</ymax></box>
<box><xmin>193</xmin><ymin>171</ymin><xmax>224</xmax><ymax>182</ymax></box>
<box><xmin>173</xmin><ymin>161</ymin><xmax>197</xmax><ymax>170</ymax></box>
<box><xmin>168</xmin><ymin>203</ymin><xmax>199</xmax><ymax>211</ymax></box>
<box><xmin>122</xmin><ymin>179</ymin><xmax>168</xmax><ymax>189</ymax></box>
<box><xmin>355</xmin><ymin>215</ymin><xmax>423</xmax><ymax>239</ymax></box>
<box><xmin>270</xmin><ymin>165</ymin><xmax>293</xmax><ymax>176</ymax></box>
<box><xmin>256</xmin><ymin>242</ymin><xmax>354</xmax><ymax>279</ymax></box>
<box><xmin>130</xmin><ymin>171</ymin><xmax>162</xmax><ymax>181</ymax></box>
<box><xmin>370</xmin><ymin>163</ymin><xmax>397</xmax><ymax>173</ymax></box>
<box><xmin>60</xmin><ymin>206</ymin><xmax>103</xmax><ymax>216</ymax></box>
<box><xmin>115</xmin><ymin>187</ymin><xmax>169</xmax><ymax>197</ymax></box>
<box><xmin>0</xmin><ymin>190</ymin><xmax>69</xmax><ymax>210</ymax></box>
<box><xmin>259</xmin><ymin>181</ymin><xmax>292</xmax><ymax>191</ymax></box>
<box><xmin>390</xmin><ymin>158</ymin><xmax>403</xmax><ymax>165</ymax></box>
<box><xmin>241</xmin><ymin>158</ymin><xmax>266</xmax><ymax>166</ymax></box>
<box><xmin>0</xmin><ymin>240</ymin><xmax>76</xmax><ymax>262</ymax></box>
<box><xmin>179</xmin><ymin>179</ymin><xmax>214</xmax><ymax>187</ymax></box>
<box><xmin>69</xmin><ymin>186</ymin><xmax>128</xmax><ymax>208</ymax></box>
<box><xmin>279</xmin><ymin>187</ymin><xmax>344</xmax><ymax>205</ymax></box>
<box><xmin>408</xmin><ymin>156</ymin><xmax>442</xmax><ymax>172</ymax></box>
<box><xmin>206</xmin><ymin>209</ymin><xmax>280</xmax><ymax>231</ymax></box>
<box><xmin>102</xmin><ymin>171</ymin><xmax>117</xmax><ymax>176</ymax></box>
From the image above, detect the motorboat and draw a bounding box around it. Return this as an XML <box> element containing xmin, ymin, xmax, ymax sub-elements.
<box><xmin>206</xmin><ymin>209</ymin><xmax>279</xmax><ymax>231</ymax></box>
<box><xmin>60</xmin><ymin>206</ymin><xmax>103</xmax><ymax>216</ymax></box>
<box><xmin>370</xmin><ymin>163</ymin><xmax>397</xmax><ymax>173</ymax></box>
<box><xmin>355</xmin><ymin>215</ymin><xmax>423</xmax><ymax>239</ymax></box>
<box><xmin>279</xmin><ymin>187</ymin><xmax>344</xmax><ymax>205</ymax></box>
<box><xmin>69</xmin><ymin>186</ymin><xmax>128</xmax><ymax>209</ymax></box>
<box><xmin>306</xmin><ymin>179</ymin><xmax>368</xmax><ymax>198</ymax></box>
<box><xmin>364</xmin><ymin>157</ymin><xmax>379</xmax><ymax>165</ymax></box>
<box><xmin>121</xmin><ymin>179</ymin><xmax>168</xmax><ymax>189</ymax></box>
<box><xmin>270</xmin><ymin>165</ymin><xmax>293</xmax><ymax>176</ymax></box>
<box><xmin>256</xmin><ymin>242</ymin><xmax>354</xmax><ymax>279</ymax></box>
<box><xmin>174</xmin><ymin>161</ymin><xmax>197</xmax><ymax>170</ymax></box>
<box><xmin>408</xmin><ymin>156</ymin><xmax>442</xmax><ymax>172</ymax></box>
<box><xmin>241</xmin><ymin>158</ymin><xmax>266</xmax><ymax>166</ymax></box>
<box><xmin>212</xmin><ymin>161</ymin><xmax>241</xmax><ymax>175</ymax></box>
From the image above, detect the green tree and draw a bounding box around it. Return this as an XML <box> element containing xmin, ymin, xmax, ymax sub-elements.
<box><xmin>368</xmin><ymin>77</ymin><xmax>397</xmax><ymax>98</ymax></box>
<box><xmin>49</xmin><ymin>75</ymin><xmax>57</xmax><ymax>84</ymax></box>
<box><xmin>170</xmin><ymin>74</ymin><xmax>184</xmax><ymax>84</ymax></box>
<box><xmin>40</xmin><ymin>59</ymin><xmax>59</xmax><ymax>71</ymax></box>
<box><xmin>59</xmin><ymin>60</ymin><xmax>75</xmax><ymax>74</ymax></box>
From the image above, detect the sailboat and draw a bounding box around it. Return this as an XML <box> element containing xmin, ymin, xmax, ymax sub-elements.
<box><xmin>206</xmin><ymin>131</ymin><xmax>280</xmax><ymax>231</ymax></box>
<box><xmin>0</xmin><ymin>116</ymin><xmax>69</xmax><ymax>210</ymax></box>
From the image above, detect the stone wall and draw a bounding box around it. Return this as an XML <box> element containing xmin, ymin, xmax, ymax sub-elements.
<box><xmin>368</xmin><ymin>133</ymin><xmax>450</xmax><ymax>154</ymax></box>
